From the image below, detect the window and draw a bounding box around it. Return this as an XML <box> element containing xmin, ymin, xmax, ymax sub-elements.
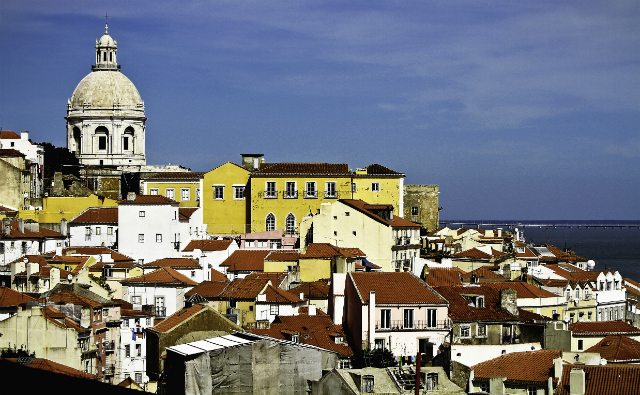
<box><xmin>123</xmin><ymin>137</ymin><xmax>129</xmax><ymax>151</ymax></box>
<box><xmin>95</xmin><ymin>227</ymin><xmax>101</xmax><ymax>235</ymax></box>
<box><xmin>181</xmin><ymin>188</ymin><xmax>190</xmax><ymax>201</ymax></box>
<box><xmin>99</xmin><ymin>136</ymin><xmax>107</xmax><ymax>150</ymax></box>
<box><xmin>460</xmin><ymin>325</ymin><xmax>471</xmax><ymax>338</ymax></box>
<box><xmin>196</xmin><ymin>187</ymin><xmax>201</xmax><ymax>201</ymax></box>
<box><xmin>362</xmin><ymin>376</ymin><xmax>374</xmax><ymax>393</ymax></box>
<box><xmin>477</xmin><ymin>324</ymin><xmax>487</xmax><ymax>337</ymax></box>
<box><xmin>234</xmin><ymin>186</ymin><xmax>244</xmax><ymax>200</ymax></box>
<box><xmin>102</xmin><ymin>265</ymin><xmax>113</xmax><ymax>278</ymax></box>
<box><xmin>374</xmin><ymin>338</ymin><xmax>385</xmax><ymax>349</ymax></box>
<box><xmin>139</xmin><ymin>211</ymin><xmax>145</xmax><ymax>217</ymax></box>
<box><xmin>214</xmin><ymin>185</ymin><xmax>224</xmax><ymax>200</ymax></box>
<box><xmin>138</xmin><ymin>234</ymin><xmax>144</xmax><ymax>243</ymax></box>
<box><xmin>125</xmin><ymin>345</ymin><xmax>130</xmax><ymax>358</ymax></box>
<box><xmin>265</xmin><ymin>213</ymin><xmax>276</xmax><ymax>231</ymax></box>
<box><xmin>135</xmin><ymin>318</ymin><xmax>140</xmax><ymax>326</ymax></box>
<box><xmin>156</xmin><ymin>234</ymin><xmax>162</xmax><ymax>243</ymax></box>
<box><xmin>165</xmin><ymin>188</ymin><xmax>175</xmax><ymax>200</ymax></box>
<box><xmin>576</xmin><ymin>289</ymin><xmax>580</xmax><ymax>299</ymax></box>
<box><xmin>426</xmin><ymin>309</ymin><xmax>437</xmax><ymax>328</ymax></box>
<box><xmin>411</xmin><ymin>206</ymin><xmax>418</xmax><ymax>216</ymax></box>
<box><xmin>103</xmin><ymin>308</ymin><xmax>109</xmax><ymax>317</ymax></box>
<box><xmin>339</xmin><ymin>360</ymin><xmax>350</xmax><ymax>369</ymax></box>
<box><xmin>527</xmin><ymin>387</ymin><xmax>538</xmax><ymax>395</ymax></box>
<box><xmin>123</xmin><ymin>318</ymin><xmax>129</xmax><ymax>328</ymax></box>
<box><xmin>107</xmin><ymin>227</ymin><xmax>113</xmax><ymax>235</ymax></box>
<box><xmin>585</xmin><ymin>288</ymin><xmax>589</xmax><ymax>299</ymax></box>
<box><xmin>146</xmin><ymin>318</ymin><xmax>151</xmax><ymax>326</ymax></box>
<box><xmin>265</xmin><ymin>181</ymin><xmax>277</xmax><ymax>198</ymax></box>
<box><xmin>351</xmin><ymin>182</ymin><xmax>357</xmax><ymax>192</ymax></box>
<box><xmin>148</xmin><ymin>187</ymin><xmax>159</xmax><ymax>195</ymax></box>
<box><xmin>285</xmin><ymin>181</ymin><xmax>297</xmax><ymax>198</ymax></box>
<box><xmin>305</xmin><ymin>181</ymin><xmax>317</xmax><ymax>198</ymax></box>
<box><xmin>270</xmin><ymin>240</ymin><xmax>281</xmax><ymax>249</ymax></box>
<box><xmin>578</xmin><ymin>339</ymin><xmax>583</xmax><ymax>350</ymax></box>
<box><xmin>566</xmin><ymin>289</ymin><xmax>571</xmax><ymax>301</ymax></box>
<box><xmin>380</xmin><ymin>309</ymin><xmax>391</xmax><ymax>329</ymax></box>
<box><xmin>479</xmin><ymin>382</ymin><xmax>490</xmax><ymax>392</ymax></box>
<box><xmin>131</xmin><ymin>295</ymin><xmax>141</xmax><ymax>304</ymax></box>
<box><xmin>325</xmin><ymin>181</ymin><xmax>337</xmax><ymax>198</ymax></box>
<box><xmin>353</xmin><ymin>231</ymin><xmax>357</xmax><ymax>236</ymax></box>
<box><xmin>138</xmin><ymin>259</ymin><xmax>144</xmax><ymax>265</ymax></box>
<box><xmin>245</xmin><ymin>240</ymin><xmax>255</xmax><ymax>248</ymax></box>
<box><xmin>135</xmin><ymin>373</ymin><xmax>142</xmax><ymax>384</ymax></box>
<box><xmin>403</xmin><ymin>309</ymin><xmax>414</xmax><ymax>329</ymax></box>
<box><xmin>136</xmin><ymin>344</ymin><xmax>142</xmax><ymax>357</ymax></box>
<box><xmin>371</xmin><ymin>182</ymin><xmax>380</xmax><ymax>192</ymax></box>
<box><xmin>191</xmin><ymin>270</ymin><xmax>195</xmax><ymax>278</ymax></box>
<box><xmin>285</xmin><ymin>213</ymin><xmax>296</xmax><ymax>234</ymax></box>
<box><xmin>85</xmin><ymin>227</ymin><xmax>91</xmax><ymax>241</ymax></box>
<box><xmin>270</xmin><ymin>305</ymin><xmax>279</xmax><ymax>315</ymax></box>
<box><xmin>426</xmin><ymin>373</ymin><xmax>438</xmax><ymax>391</ymax></box>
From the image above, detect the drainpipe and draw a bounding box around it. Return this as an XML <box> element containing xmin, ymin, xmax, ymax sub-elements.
<box><xmin>415</xmin><ymin>351</ymin><xmax>422</xmax><ymax>395</ymax></box>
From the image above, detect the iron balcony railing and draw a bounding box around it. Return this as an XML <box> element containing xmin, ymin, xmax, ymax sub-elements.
<box><xmin>103</xmin><ymin>340</ymin><xmax>115</xmax><ymax>352</ymax></box>
<box><xmin>375</xmin><ymin>320</ymin><xmax>451</xmax><ymax>331</ymax></box>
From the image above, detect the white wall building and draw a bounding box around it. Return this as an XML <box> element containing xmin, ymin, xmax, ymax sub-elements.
<box><xmin>0</xmin><ymin>130</ymin><xmax>44</xmax><ymax>199</ymax></box>
<box><xmin>119</xmin><ymin>308</ymin><xmax>154</xmax><ymax>386</ymax></box>
<box><xmin>69</xmin><ymin>207</ymin><xmax>118</xmax><ymax>247</ymax></box>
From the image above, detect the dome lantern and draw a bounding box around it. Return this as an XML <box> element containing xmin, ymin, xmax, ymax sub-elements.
<box><xmin>92</xmin><ymin>22</ymin><xmax>120</xmax><ymax>71</ymax></box>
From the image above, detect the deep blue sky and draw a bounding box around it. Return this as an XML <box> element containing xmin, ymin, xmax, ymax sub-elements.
<box><xmin>1</xmin><ymin>1</ymin><xmax>638</xmax><ymax>220</ymax></box>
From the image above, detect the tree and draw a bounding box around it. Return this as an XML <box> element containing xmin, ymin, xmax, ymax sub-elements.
<box><xmin>352</xmin><ymin>347</ymin><xmax>397</xmax><ymax>369</ymax></box>
<box><xmin>38</xmin><ymin>142</ymin><xmax>80</xmax><ymax>180</ymax></box>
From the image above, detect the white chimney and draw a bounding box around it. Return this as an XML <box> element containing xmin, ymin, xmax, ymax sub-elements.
<box><xmin>369</xmin><ymin>291</ymin><xmax>376</xmax><ymax>350</ymax></box>
<box><xmin>299</xmin><ymin>292</ymin><xmax>305</xmax><ymax>301</ymax></box>
<box><xmin>21</xmin><ymin>131</ymin><xmax>29</xmax><ymax>141</ymax></box>
<box><xmin>309</xmin><ymin>304</ymin><xmax>316</xmax><ymax>316</ymax></box>
<box><xmin>18</xmin><ymin>219</ymin><xmax>24</xmax><ymax>233</ymax></box>
<box><xmin>569</xmin><ymin>368</ymin><xmax>586</xmax><ymax>395</ymax></box>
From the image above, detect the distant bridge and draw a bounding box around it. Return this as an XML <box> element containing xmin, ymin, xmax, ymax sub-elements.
<box><xmin>439</xmin><ymin>222</ymin><xmax>640</xmax><ymax>229</ymax></box>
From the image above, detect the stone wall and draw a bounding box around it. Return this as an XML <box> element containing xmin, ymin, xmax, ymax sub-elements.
<box><xmin>403</xmin><ymin>184</ymin><xmax>439</xmax><ymax>232</ymax></box>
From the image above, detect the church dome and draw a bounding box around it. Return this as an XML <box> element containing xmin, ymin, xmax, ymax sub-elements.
<box><xmin>70</xmin><ymin>71</ymin><xmax>143</xmax><ymax>110</ymax></box>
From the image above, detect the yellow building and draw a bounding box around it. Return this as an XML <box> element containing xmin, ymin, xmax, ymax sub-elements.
<box><xmin>298</xmin><ymin>243</ymin><xmax>364</xmax><ymax>282</ymax></box>
<box><xmin>141</xmin><ymin>172</ymin><xmax>204</xmax><ymax>208</ymax></box>
<box><xmin>18</xmin><ymin>195</ymin><xmax>118</xmax><ymax>228</ymax></box>
<box><xmin>248</xmin><ymin>162</ymin><xmax>405</xmax><ymax>235</ymax></box>
<box><xmin>202</xmin><ymin>162</ymin><xmax>251</xmax><ymax>234</ymax></box>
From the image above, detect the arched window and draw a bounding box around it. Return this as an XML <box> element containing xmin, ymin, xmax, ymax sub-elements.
<box><xmin>265</xmin><ymin>213</ymin><xmax>276</xmax><ymax>232</ymax></box>
<box><xmin>285</xmin><ymin>213</ymin><xmax>296</xmax><ymax>235</ymax></box>
<box><xmin>73</xmin><ymin>127</ymin><xmax>82</xmax><ymax>154</ymax></box>
<box><xmin>123</xmin><ymin>127</ymin><xmax>134</xmax><ymax>151</ymax></box>
<box><xmin>95</xmin><ymin>126</ymin><xmax>109</xmax><ymax>151</ymax></box>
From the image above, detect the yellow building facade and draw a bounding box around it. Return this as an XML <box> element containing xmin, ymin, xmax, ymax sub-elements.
<box><xmin>18</xmin><ymin>195</ymin><xmax>118</xmax><ymax>225</ymax></box>
<box><xmin>202</xmin><ymin>162</ymin><xmax>250</xmax><ymax>234</ymax></box>
<box><xmin>249</xmin><ymin>163</ymin><xmax>405</xmax><ymax>235</ymax></box>
<box><xmin>141</xmin><ymin>172</ymin><xmax>204</xmax><ymax>208</ymax></box>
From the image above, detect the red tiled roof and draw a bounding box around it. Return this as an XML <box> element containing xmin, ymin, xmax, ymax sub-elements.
<box><xmin>472</xmin><ymin>349</ymin><xmax>562</xmax><ymax>384</ymax></box>
<box><xmin>120</xmin><ymin>308</ymin><xmax>155</xmax><ymax>317</ymax></box>
<box><xmin>47</xmin><ymin>290</ymin><xmax>103</xmax><ymax>308</ymax></box>
<box><xmin>555</xmin><ymin>364</ymin><xmax>640</xmax><ymax>395</ymax></box>
<box><xmin>69</xmin><ymin>207</ymin><xmax>118</xmax><ymax>224</ymax></box>
<box><xmin>423</xmin><ymin>267</ymin><xmax>465</xmax><ymax>287</ymax></box>
<box><xmin>218</xmin><ymin>277</ymin><xmax>270</xmax><ymax>300</ymax></box>
<box><xmin>14</xmin><ymin>265</ymin><xmax>72</xmax><ymax>279</ymax></box>
<box><xmin>260</xmin><ymin>285</ymin><xmax>304</xmax><ymax>304</ymax></box>
<box><xmin>569</xmin><ymin>321</ymin><xmax>640</xmax><ymax>335</ymax></box>
<box><xmin>0</xmin><ymin>130</ymin><xmax>21</xmax><ymax>139</ymax></box>
<box><xmin>0</xmin><ymin>286</ymin><xmax>36</xmax><ymax>306</ymax></box>
<box><xmin>289</xmin><ymin>279</ymin><xmax>331</xmax><ymax>299</ymax></box>
<box><xmin>0</xmin><ymin>148</ymin><xmax>26</xmax><ymax>157</ymax></box>
<box><xmin>301</xmin><ymin>243</ymin><xmax>342</xmax><ymax>259</ymax></box>
<box><xmin>120</xmin><ymin>267</ymin><xmax>198</xmax><ymax>286</ymax></box>
<box><xmin>63</xmin><ymin>247</ymin><xmax>134</xmax><ymax>263</ymax></box>
<box><xmin>117</xmin><ymin>194</ymin><xmax>178</xmax><ymax>204</ymax></box>
<box><xmin>179</xmin><ymin>207</ymin><xmax>198</xmax><ymax>220</ymax></box>
<box><xmin>244</xmin><ymin>272</ymin><xmax>288</xmax><ymax>287</ymax></box>
<box><xmin>142</xmin><ymin>257</ymin><xmax>201</xmax><ymax>269</ymax></box>
<box><xmin>117</xmin><ymin>376</ymin><xmax>143</xmax><ymax>389</ymax></box>
<box><xmin>467</xmin><ymin>266</ymin><xmax>503</xmax><ymax>278</ymax></box>
<box><xmin>210</xmin><ymin>268</ymin><xmax>227</xmax><ymax>281</ymax></box>
<box><xmin>362</xmin><ymin>163</ymin><xmax>403</xmax><ymax>176</ymax></box>
<box><xmin>585</xmin><ymin>335</ymin><xmax>640</xmax><ymax>362</ymax></box>
<box><xmin>340</xmin><ymin>200</ymin><xmax>420</xmax><ymax>228</ymax></box>
<box><xmin>3</xmin><ymin>357</ymin><xmax>98</xmax><ymax>380</ymax></box>
<box><xmin>0</xmin><ymin>205</ymin><xmax>17</xmax><ymax>212</ymax></box>
<box><xmin>182</xmin><ymin>239</ymin><xmax>233</xmax><ymax>252</ymax></box>
<box><xmin>152</xmin><ymin>304</ymin><xmax>208</xmax><ymax>333</ymax></box>
<box><xmin>452</xmin><ymin>247</ymin><xmax>506</xmax><ymax>260</ymax></box>
<box><xmin>185</xmin><ymin>280</ymin><xmax>230</xmax><ymax>298</ymax></box>
<box><xmin>435</xmin><ymin>286</ymin><xmax>518</xmax><ymax>322</ymax></box>
<box><xmin>350</xmin><ymin>272</ymin><xmax>446</xmax><ymax>305</ymax></box>
<box><xmin>338</xmin><ymin>248</ymin><xmax>366</xmax><ymax>258</ymax></box>
<box><xmin>48</xmin><ymin>255</ymin><xmax>91</xmax><ymax>275</ymax></box>
<box><xmin>482</xmin><ymin>281</ymin><xmax>558</xmax><ymax>298</ymax></box>
<box><xmin>220</xmin><ymin>250</ymin><xmax>271</xmax><ymax>272</ymax></box>
<box><xmin>253</xmin><ymin>162</ymin><xmax>351</xmax><ymax>175</ymax></box>
<box><xmin>250</xmin><ymin>314</ymin><xmax>353</xmax><ymax>357</ymax></box>
<box><xmin>0</xmin><ymin>221</ymin><xmax>65</xmax><ymax>239</ymax></box>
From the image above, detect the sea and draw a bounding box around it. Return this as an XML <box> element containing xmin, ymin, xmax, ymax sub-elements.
<box><xmin>439</xmin><ymin>220</ymin><xmax>640</xmax><ymax>282</ymax></box>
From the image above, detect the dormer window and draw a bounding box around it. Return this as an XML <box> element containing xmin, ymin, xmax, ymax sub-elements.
<box><xmin>362</xmin><ymin>375</ymin><xmax>374</xmax><ymax>393</ymax></box>
<box><xmin>334</xmin><ymin>335</ymin><xmax>343</xmax><ymax>344</ymax></box>
<box><xmin>292</xmin><ymin>333</ymin><xmax>299</xmax><ymax>343</ymax></box>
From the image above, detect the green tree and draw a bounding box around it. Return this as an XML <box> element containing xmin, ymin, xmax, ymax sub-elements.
<box><xmin>352</xmin><ymin>347</ymin><xmax>397</xmax><ymax>368</ymax></box>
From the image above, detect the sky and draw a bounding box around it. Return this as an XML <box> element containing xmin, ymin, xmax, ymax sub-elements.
<box><xmin>1</xmin><ymin>1</ymin><xmax>638</xmax><ymax>220</ymax></box>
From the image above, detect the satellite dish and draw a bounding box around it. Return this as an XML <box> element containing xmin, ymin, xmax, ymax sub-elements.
<box><xmin>23</xmin><ymin>257</ymin><xmax>29</xmax><ymax>263</ymax></box>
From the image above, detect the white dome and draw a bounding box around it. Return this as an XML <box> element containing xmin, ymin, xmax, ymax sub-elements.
<box><xmin>98</xmin><ymin>33</ymin><xmax>116</xmax><ymax>47</ymax></box>
<box><xmin>70</xmin><ymin>71</ymin><xmax>142</xmax><ymax>109</ymax></box>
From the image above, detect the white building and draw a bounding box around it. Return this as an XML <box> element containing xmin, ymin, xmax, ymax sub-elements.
<box><xmin>69</xmin><ymin>207</ymin><xmax>118</xmax><ymax>247</ymax></box>
<box><xmin>181</xmin><ymin>239</ymin><xmax>239</xmax><ymax>276</ymax></box>
<box><xmin>118</xmin><ymin>194</ymin><xmax>180</xmax><ymax>264</ymax></box>
<box><xmin>119</xmin><ymin>306</ymin><xmax>154</xmax><ymax>386</ymax></box>
<box><xmin>66</xmin><ymin>22</ymin><xmax>146</xmax><ymax>167</ymax></box>
<box><xmin>0</xmin><ymin>130</ymin><xmax>44</xmax><ymax>200</ymax></box>
<box><xmin>0</xmin><ymin>218</ymin><xmax>67</xmax><ymax>265</ymax></box>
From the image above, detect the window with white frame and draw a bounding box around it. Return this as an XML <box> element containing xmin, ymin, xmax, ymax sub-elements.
<box><xmin>411</xmin><ymin>206</ymin><xmax>418</xmax><ymax>216</ymax></box>
<box><xmin>181</xmin><ymin>188</ymin><xmax>190</xmax><ymax>201</ymax></box>
<box><xmin>136</xmin><ymin>343</ymin><xmax>142</xmax><ymax>357</ymax></box>
<box><xmin>426</xmin><ymin>308</ymin><xmax>437</xmax><ymax>328</ymax></box>
<box><xmin>135</xmin><ymin>373</ymin><xmax>143</xmax><ymax>384</ymax></box>
<box><xmin>325</xmin><ymin>181</ymin><xmax>337</xmax><ymax>198</ymax></box>
<box><xmin>245</xmin><ymin>240</ymin><xmax>255</xmax><ymax>248</ymax></box>
<box><xmin>138</xmin><ymin>234</ymin><xmax>144</xmax><ymax>243</ymax></box>
<box><xmin>156</xmin><ymin>234</ymin><xmax>162</xmax><ymax>243</ymax></box>
<box><xmin>380</xmin><ymin>309</ymin><xmax>391</xmax><ymax>329</ymax></box>
<box><xmin>374</xmin><ymin>338</ymin><xmax>385</xmax><ymax>349</ymax></box>
<box><xmin>285</xmin><ymin>181</ymin><xmax>297</xmax><ymax>198</ymax></box>
<box><xmin>527</xmin><ymin>387</ymin><xmax>538</xmax><ymax>395</ymax></box>
<box><xmin>95</xmin><ymin>227</ymin><xmax>101</xmax><ymax>235</ymax></box>
<box><xmin>403</xmin><ymin>309</ymin><xmax>414</xmax><ymax>329</ymax></box>
<box><xmin>139</xmin><ymin>211</ymin><xmax>145</xmax><ymax>217</ymax></box>
<box><xmin>460</xmin><ymin>325</ymin><xmax>471</xmax><ymax>338</ymax></box>
<box><xmin>132</xmin><ymin>295</ymin><xmax>142</xmax><ymax>304</ymax></box>
<box><xmin>107</xmin><ymin>227</ymin><xmax>113</xmax><ymax>235</ymax></box>
<box><xmin>270</xmin><ymin>305</ymin><xmax>279</xmax><ymax>315</ymax></box>
<box><xmin>265</xmin><ymin>181</ymin><xmax>277</xmax><ymax>198</ymax></box>
<box><xmin>165</xmin><ymin>188</ymin><xmax>175</xmax><ymax>200</ymax></box>
<box><xmin>266</xmin><ymin>213</ymin><xmax>276</xmax><ymax>231</ymax></box>
<box><xmin>351</xmin><ymin>182</ymin><xmax>357</xmax><ymax>192</ymax></box>
<box><xmin>214</xmin><ymin>185</ymin><xmax>224</xmax><ymax>200</ymax></box>
<box><xmin>477</xmin><ymin>323</ymin><xmax>487</xmax><ymax>337</ymax></box>
<box><xmin>234</xmin><ymin>185</ymin><xmax>244</xmax><ymax>200</ymax></box>
<box><xmin>125</xmin><ymin>344</ymin><xmax>130</xmax><ymax>357</ymax></box>
<box><xmin>371</xmin><ymin>182</ymin><xmax>380</xmax><ymax>192</ymax></box>
<box><xmin>479</xmin><ymin>382</ymin><xmax>489</xmax><ymax>392</ymax></box>
<box><xmin>149</xmin><ymin>188</ymin><xmax>159</xmax><ymax>195</ymax></box>
<box><xmin>285</xmin><ymin>213</ymin><xmax>296</xmax><ymax>234</ymax></box>
<box><xmin>305</xmin><ymin>181</ymin><xmax>317</xmax><ymax>198</ymax></box>
<box><xmin>196</xmin><ymin>187</ymin><xmax>200</xmax><ymax>201</ymax></box>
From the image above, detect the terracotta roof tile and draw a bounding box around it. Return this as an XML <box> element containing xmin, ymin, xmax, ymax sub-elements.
<box><xmin>585</xmin><ymin>335</ymin><xmax>640</xmax><ymax>362</ymax></box>
<box><xmin>423</xmin><ymin>267</ymin><xmax>465</xmax><ymax>287</ymax></box>
<box><xmin>182</xmin><ymin>239</ymin><xmax>233</xmax><ymax>252</ymax></box>
<box><xmin>220</xmin><ymin>250</ymin><xmax>271</xmax><ymax>272</ymax></box>
<box><xmin>185</xmin><ymin>280</ymin><xmax>230</xmax><ymax>298</ymax></box>
<box><xmin>69</xmin><ymin>207</ymin><xmax>118</xmax><ymax>224</ymax></box>
<box><xmin>117</xmin><ymin>194</ymin><xmax>178</xmax><ymax>204</ymax></box>
<box><xmin>152</xmin><ymin>304</ymin><xmax>208</xmax><ymax>333</ymax></box>
<box><xmin>452</xmin><ymin>247</ymin><xmax>506</xmax><ymax>260</ymax></box>
<box><xmin>466</xmin><ymin>266</ymin><xmax>503</xmax><ymax>278</ymax></box>
<box><xmin>482</xmin><ymin>281</ymin><xmax>558</xmax><ymax>298</ymax></box>
<box><xmin>63</xmin><ymin>247</ymin><xmax>134</xmax><ymax>263</ymax></box>
<box><xmin>289</xmin><ymin>280</ymin><xmax>331</xmax><ymax>299</ymax></box>
<box><xmin>218</xmin><ymin>277</ymin><xmax>270</xmax><ymax>300</ymax></box>
<box><xmin>350</xmin><ymin>272</ymin><xmax>446</xmax><ymax>305</ymax></box>
<box><xmin>362</xmin><ymin>163</ymin><xmax>403</xmax><ymax>175</ymax></box>
<box><xmin>244</xmin><ymin>272</ymin><xmax>288</xmax><ymax>287</ymax></box>
<box><xmin>0</xmin><ymin>130</ymin><xmax>21</xmax><ymax>139</ymax></box>
<box><xmin>179</xmin><ymin>207</ymin><xmax>198</xmax><ymax>220</ymax></box>
<box><xmin>435</xmin><ymin>286</ymin><xmax>518</xmax><ymax>322</ymax></box>
<box><xmin>120</xmin><ymin>308</ymin><xmax>155</xmax><ymax>317</ymax></box>
<box><xmin>555</xmin><ymin>364</ymin><xmax>640</xmax><ymax>395</ymax></box>
<box><xmin>253</xmin><ymin>162</ymin><xmax>351</xmax><ymax>175</ymax></box>
<box><xmin>47</xmin><ymin>290</ymin><xmax>103</xmax><ymax>308</ymax></box>
<box><xmin>472</xmin><ymin>350</ymin><xmax>562</xmax><ymax>384</ymax></box>
<box><xmin>3</xmin><ymin>357</ymin><xmax>98</xmax><ymax>380</ymax></box>
<box><xmin>142</xmin><ymin>257</ymin><xmax>201</xmax><ymax>269</ymax></box>
<box><xmin>210</xmin><ymin>268</ymin><xmax>227</xmax><ymax>282</ymax></box>
<box><xmin>0</xmin><ymin>148</ymin><xmax>26</xmax><ymax>157</ymax></box>
<box><xmin>120</xmin><ymin>267</ymin><xmax>198</xmax><ymax>286</ymax></box>
<box><xmin>0</xmin><ymin>221</ymin><xmax>65</xmax><ymax>239</ymax></box>
<box><xmin>0</xmin><ymin>286</ymin><xmax>36</xmax><ymax>306</ymax></box>
<box><xmin>260</xmin><ymin>285</ymin><xmax>304</xmax><ymax>304</ymax></box>
<box><xmin>301</xmin><ymin>243</ymin><xmax>342</xmax><ymax>259</ymax></box>
<box><xmin>569</xmin><ymin>321</ymin><xmax>640</xmax><ymax>335</ymax></box>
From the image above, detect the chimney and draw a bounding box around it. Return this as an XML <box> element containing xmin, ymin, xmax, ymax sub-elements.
<box><xmin>500</xmin><ymin>288</ymin><xmax>519</xmax><ymax>316</ymax></box>
<box><xmin>21</xmin><ymin>131</ymin><xmax>29</xmax><ymax>141</ymax></box>
<box><xmin>60</xmin><ymin>218</ymin><xmax>67</xmax><ymax>237</ymax></box>
<box><xmin>299</xmin><ymin>292</ymin><xmax>305</xmax><ymax>301</ymax></box>
<box><xmin>27</xmin><ymin>262</ymin><xmax>39</xmax><ymax>277</ymax></box>
<box><xmin>127</xmin><ymin>192</ymin><xmax>136</xmax><ymax>201</ymax></box>
<box><xmin>569</xmin><ymin>368</ymin><xmax>585</xmax><ymax>395</ymax></box>
<box><xmin>553</xmin><ymin>357</ymin><xmax>563</xmax><ymax>381</ymax></box>
<box><xmin>55</xmin><ymin>243</ymin><xmax>63</xmax><ymax>257</ymax></box>
<box><xmin>2</xmin><ymin>218</ymin><xmax>11</xmax><ymax>236</ymax></box>
<box><xmin>18</xmin><ymin>218</ymin><xmax>24</xmax><ymax>233</ymax></box>
<box><xmin>369</xmin><ymin>291</ymin><xmax>376</xmax><ymax>350</ymax></box>
<box><xmin>257</xmin><ymin>293</ymin><xmax>266</xmax><ymax>302</ymax></box>
<box><xmin>490</xmin><ymin>376</ymin><xmax>506</xmax><ymax>395</ymax></box>
<box><xmin>309</xmin><ymin>304</ymin><xmax>316</xmax><ymax>316</ymax></box>
<box><xmin>497</xmin><ymin>228</ymin><xmax>502</xmax><ymax>237</ymax></box>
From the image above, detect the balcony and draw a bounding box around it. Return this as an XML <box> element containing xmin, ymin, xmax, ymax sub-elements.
<box><xmin>104</xmin><ymin>364</ymin><xmax>115</xmax><ymax>376</ymax></box>
<box><xmin>284</xmin><ymin>190</ymin><xmax>298</xmax><ymax>199</ymax></box>
<box><xmin>103</xmin><ymin>340</ymin><xmax>115</xmax><ymax>353</ymax></box>
<box><xmin>394</xmin><ymin>259</ymin><xmax>412</xmax><ymax>271</ymax></box>
<box><xmin>173</xmin><ymin>241</ymin><xmax>180</xmax><ymax>251</ymax></box>
<box><xmin>375</xmin><ymin>320</ymin><xmax>451</xmax><ymax>331</ymax></box>
<box><xmin>155</xmin><ymin>306</ymin><xmax>166</xmax><ymax>318</ymax></box>
<box><xmin>304</xmin><ymin>190</ymin><xmax>318</xmax><ymax>199</ymax></box>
